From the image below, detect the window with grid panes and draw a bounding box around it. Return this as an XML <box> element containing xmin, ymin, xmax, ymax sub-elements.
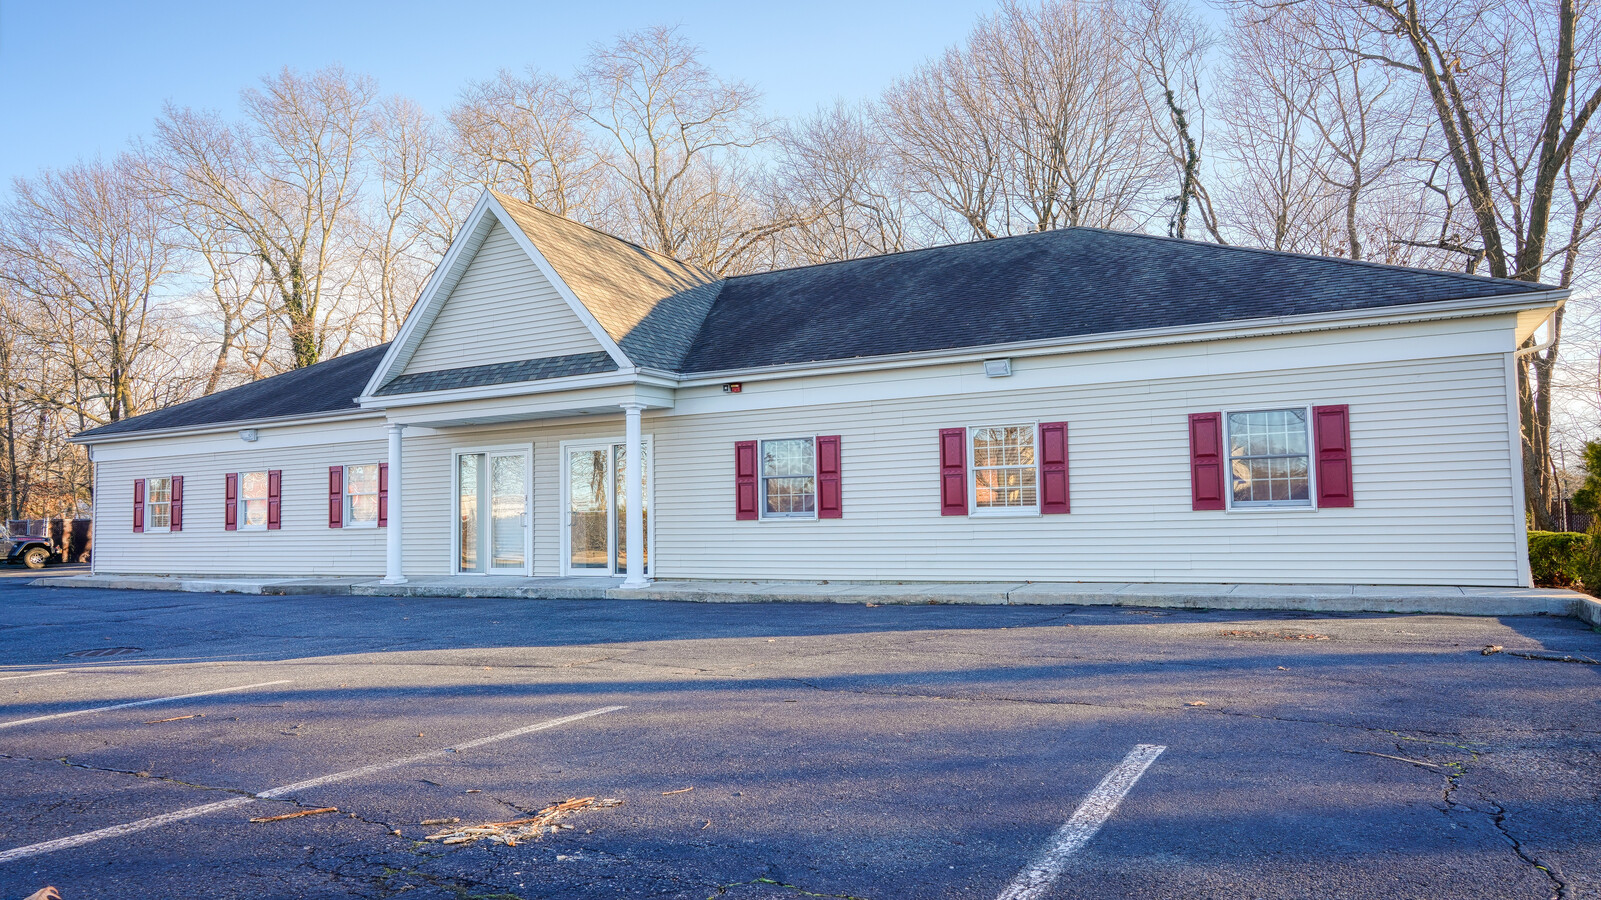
<box><xmin>970</xmin><ymin>425</ymin><xmax>1037</xmax><ymax>512</ymax></box>
<box><xmin>1226</xmin><ymin>409</ymin><xmax>1312</xmax><ymax>506</ymax></box>
<box><xmin>146</xmin><ymin>476</ymin><xmax>172</xmax><ymax>530</ymax></box>
<box><xmin>760</xmin><ymin>438</ymin><xmax>816</xmax><ymax>517</ymax></box>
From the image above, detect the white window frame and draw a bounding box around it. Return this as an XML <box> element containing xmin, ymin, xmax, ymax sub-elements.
<box><xmin>758</xmin><ymin>436</ymin><xmax>819</xmax><ymax>521</ymax></box>
<box><xmin>967</xmin><ymin>423</ymin><xmax>1041</xmax><ymax>517</ymax></box>
<box><xmin>1222</xmin><ymin>405</ymin><xmax>1318</xmax><ymax>511</ymax></box>
<box><xmin>344</xmin><ymin>463</ymin><xmax>382</xmax><ymax>529</ymax></box>
<box><xmin>558</xmin><ymin>437</ymin><xmax>655</xmax><ymax>577</ymax></box>
<box><xmin>144</xmin><ymin>475</ymin><xmax>172</xmax><ymax>533</ymax></box>
<box><xmin>453</xmin><ymin>444</ymin><xmax>534</xmax><ymax>577</ymax></box>
<box><xmin>238</xmin><ymin>470</ymin><xmax>269</xmax><ymax>532</ymax></box>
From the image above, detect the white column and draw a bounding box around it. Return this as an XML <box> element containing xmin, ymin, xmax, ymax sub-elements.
<box><xmin>620</xmin><ymin>402</ymin><xmax>649</xmax><ymax>587</ymax></box>
<box><xmin>381</xmin><ymin>423</ymin><xmax>407</xmax><ymax>584</ymax></box>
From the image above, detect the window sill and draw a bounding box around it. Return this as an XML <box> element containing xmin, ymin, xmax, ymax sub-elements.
<box><xmin>969</xmin><ymin>508</ymin><xmax>1042</xmax><ymax>518</ymax></box>
<box><xmin>1224</xmin><ymin>505</ymin><xmax>1318</xmax><ymax>513</ymax></box>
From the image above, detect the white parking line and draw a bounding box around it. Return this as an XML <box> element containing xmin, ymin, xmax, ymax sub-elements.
<box><xmin>0</xmin><ymin>705</ymin><xmax>624</xmax><ymax>864</ymax></box>
<box><xmin>996</xmin><ymin>743</ymin><xmax>1166</xmax><ymax>900</ymax></box>
<box><xmin>0</xmin><ymin>680</ymin><xmax>292</xmax><ymax>729</ymax></box>
<box><xmin>0</xmin><ymin>672</ymin><xmax>65</xmax><ymax>682</ymax></box>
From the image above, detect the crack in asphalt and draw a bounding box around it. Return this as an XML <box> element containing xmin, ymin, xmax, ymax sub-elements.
<box><xmin>1482</xmin><ymin>793</ymin><xmax>1569</xmax><ymax>900</ymax></box>
<box><xmin>1422</xmin><ymin>743</ymin><xmax>1569</xmax><ymax>900</ymax></box>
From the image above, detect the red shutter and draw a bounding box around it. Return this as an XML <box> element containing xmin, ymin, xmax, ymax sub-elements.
<box><xmin>169</xmin><ymin>476</ymin><xmax>184</xmax><ymax>531</ymax></box>
<box><xmin>1038</xmin><ymin>422</ymin><xmax>1070</xmax><ymax>514</ymax></box>
<box><xmin>1189</xmin><ymin>412</ymin><xmax>1226</xmax><ymax>511</ymax></box>
<box><xmin>267</xmin><ymin>470</ymin><xmax>282</xmax><ymax>529</ymax></box>
<box><xmin>1313</xmin><ymin>405</ymin><xmax>1354</xmax><ymax>508</ymax></box>
<box><xmin>224</xmin><ymin>473</ymin><xmax>238</xmax><ymax>531</ymax></box>
<box><xmin>939</xmin><ymin>428</ymin><xmax>967</xmax><ymax>515</ymax></box>
<box><xmin>816</xmin><ymin>435</ymin><xmax>842</xmax><ymax>519</ymax></box>
<box><xmin>378</xmin><ymin>463</ymin><xmax>389</xmax><ymax>527</ymax></box>
<box><xmin>133</xmin><ymin>479</ymin><xmax>145</xmax><ymax>533</ymax></box>
<box><xmin>735</xmin><ymin>441</ymin><xmax>759</xmax><ymax>520</ymax></box>
<box><xmin>328</xmin><ymin>466</ymin><xmax>344</xmax><ymax>528</ymax></box>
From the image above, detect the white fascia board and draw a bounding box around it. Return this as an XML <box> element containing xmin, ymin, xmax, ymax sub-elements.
<box><xmin>82</xmin><ymin>414</ymin><xmax>389</xmax><ymax>461</ymax></box>
<box><xmin>362</xmin><ymin>192</ymin><xmax>498</xmax><ymax>397</ymax></box>
<box><xmin>667</xmin><ymin>289</ymin><xmax>1569</xmax><ymax>387</ymax></box>
<box><xmin>71</xmin><ymin>409</ymin><xmax>385</xmax><ymax>448</ymax></box>
<box><xmin>384</xmin><ymin>383</ymin><xmax>675</xmax><ymax>427</ymax></box>
<box><xmin>358</xmin><ymin>369</ymin><xmax>661</xmax><ymax>410</ymax></box>
<box><xmin>482</xmin><ymin>193</ymin><xmax>633</xmax><ymax>370</ymax></box>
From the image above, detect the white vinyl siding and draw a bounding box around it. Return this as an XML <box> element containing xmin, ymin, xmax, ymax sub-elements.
<box><xmin>401</xmin><ymin>221</ymin><xmax>604</xmax><ymax>375</ymax></box>
<box><xmin>89</xmin><ymin>317</ymin><xmax>1528</xmax><ymax>587</ymax></box>
<box><xmin>94</xmin><ymin>437</ymin><xmax>386</xmax><ymax>576</ymax></box>
<box><xmin>388</xmin><ymin>339</ymin><xmax>1522</xmax><ymax>586</ymax></box>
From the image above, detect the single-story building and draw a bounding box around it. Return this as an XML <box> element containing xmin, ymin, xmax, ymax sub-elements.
<box><xmin>74</xmin><ymin>190</ymin><xmax>1565</xmax><ymax>588</ymax></box>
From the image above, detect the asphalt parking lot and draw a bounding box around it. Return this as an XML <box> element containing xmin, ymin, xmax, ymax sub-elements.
<box><xmin>1</xmin><ymin>569</ymin><xmax>1598</xmax><ymax>900</ymax></box>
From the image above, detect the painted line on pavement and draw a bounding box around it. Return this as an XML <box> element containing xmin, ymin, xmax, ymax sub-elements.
<box><xmin>0</xmin><ymin>705</ymin><xmax>625</xmax><ymax>864</ymax></box>
<box><xmin>0</xmin><ymin>672</ymin><xmax>66</xmax><ymax>682</ymax></box>
<box><xmin>0</xmin><ymin>680</ymin><xmax>292</xmax><ymax>730</ymax></box>
<box><xmin>996</xmin><ymin>743</ymin><xmax>1166</xmax><ymax>900</ymax></box>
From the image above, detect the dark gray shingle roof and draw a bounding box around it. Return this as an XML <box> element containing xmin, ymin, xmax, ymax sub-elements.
<box><xmin>375</xmin><ymin>351</ymin><xmax>617</xmax><ymax>396</ymax></box>
<box><xmin>679</xmin><ymin>227</ymin><xmax>1550</xmax><ymax>373</ymax></box>
<box><xmin>81</xmin><ymin>218</ymin><xmax>1557</xmax><ymax>441</ymax></box>
<box><xmin>76</xmin><ymin>343</ymin><xmax>390</xmax><ymax>439</ymax></box>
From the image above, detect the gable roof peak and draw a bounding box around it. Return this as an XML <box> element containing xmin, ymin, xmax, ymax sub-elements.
<box><xmin>488</xmin><ymin>191</ymin><xmax>716</xmax><ymax>279</ymax></box>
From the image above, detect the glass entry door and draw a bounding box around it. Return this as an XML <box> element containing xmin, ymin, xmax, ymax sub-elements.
<box><xmin>457</xmin><ymin>449</ymin><xmax>529</xmax><ymax>575</ymax></box>
<box><xmin>564</xmin><ymin>439</ymin><xmax>650</xmax><ymax>576</ymax></box>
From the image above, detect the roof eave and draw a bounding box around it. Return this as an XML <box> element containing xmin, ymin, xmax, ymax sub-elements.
<box><xmin>673</xmin><ymin>288</ymin><xmax>1569</xmax><ymax>385</ymax></box>
<box><xmin>71</xmin><ymin>407</ymin><xmax>385</xmax><ymax>446</ymax></box>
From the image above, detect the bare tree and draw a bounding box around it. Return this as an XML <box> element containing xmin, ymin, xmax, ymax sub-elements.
<box><xmin>0</xmin><ymin>156</ymin><xmax>177</xmax><ymax>425</ymax></box>
<box><xmin>446</xmin><ymin>67</ymin><xmax>609</xmax><ymax>218</ymax></box>
<box><xmin>1269</xmin><ymin>0</ymin><xmax>1601</xmax><ymax>526</ymax></box>
<box><xmin>886</xmin><ymin>0</ymin><xmax>1162</xmax><ymax>241</ymax></box>
<box><xmin>363</xmin><ymin>95</ymin><xmax>445</xmax><ymax>341</ymax></box>
<box><xmin>578</xmin><ymin>25</ymin><xmax>795</xmax><ymax>272</ymax></box>
<box><xmin>148</xmin><ymin>66</ymin><xmax>377</xmax><ymax>370</ymax></box>
<box><xmin>771</xmin><ymin>101</ymin><xmax>912</xmax><ymax>264</ymax></box>
<box><xmin>1214</xmin><ymin>11</ymin><xmax>1338</xmax><ymax>251</ymax></box>
<box><xmin>884</xmin><ymin>46</ymin><xmax>1009</xmax><ymax>240</ymax></box>
<box><xmin>1129</xmin><ymin>0</ymin><xmax>1223</xmax><ymax>240</ymax></box>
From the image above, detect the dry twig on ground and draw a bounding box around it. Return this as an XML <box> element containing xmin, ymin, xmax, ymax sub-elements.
<box><xmin>425</xmin><ymin>797</ymin><xmax>623</xmax><ymax>847</ymax></box>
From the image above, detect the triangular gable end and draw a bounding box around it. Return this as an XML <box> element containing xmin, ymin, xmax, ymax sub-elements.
<box><xmin>362</xmin><ymin>192</ymin><xmax>630</xmax><ymax>399</ymax></box>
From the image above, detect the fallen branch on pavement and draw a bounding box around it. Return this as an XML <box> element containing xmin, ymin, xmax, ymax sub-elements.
<box><xmin>251</xmin><ymin>807</ymin><xmax>338</xmax><ymax>823</ymax></box>
<box><xmin>425</xmin><ymin>797</ymin><xmax>622</xmax><ymax>847</ymax></box>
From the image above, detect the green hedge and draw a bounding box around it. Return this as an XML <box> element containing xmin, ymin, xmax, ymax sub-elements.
<box><xmin>1528</xmin><ymin>530</ymin><xmax>1592</xmax><ymax>587</ymax></box>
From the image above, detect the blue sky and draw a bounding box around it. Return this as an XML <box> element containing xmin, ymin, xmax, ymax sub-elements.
<box><xmin>0</xmin><ymin>0</ymin><xmax>999</xmax><ymax>185</ymax></box>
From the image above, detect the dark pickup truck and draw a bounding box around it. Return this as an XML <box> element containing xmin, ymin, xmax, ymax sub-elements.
<box><xmin>4</xmin><ymin>521</ymin><xmax>55</xmax><ymax>569</ymax></box>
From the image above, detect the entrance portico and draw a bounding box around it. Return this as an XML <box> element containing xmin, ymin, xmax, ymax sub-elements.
<box><xmin>373</xmin><ymin>383</ymin><xmax>670</xmax><ymax>587</ymax></box>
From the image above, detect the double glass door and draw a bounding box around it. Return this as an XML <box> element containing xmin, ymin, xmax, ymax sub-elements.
<box><xmin>458</xmin><ymin>450</ymin><xmax>529</xmax><ymax>574</ymax></box>
<box><xmin>565</xmin><ymin>440</ymin><xmax>650</xmax><ymax>576</ymax></box>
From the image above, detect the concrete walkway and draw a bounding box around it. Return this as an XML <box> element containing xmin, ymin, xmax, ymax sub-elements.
<box><xmin>34</xmin><ymin>571</ymin><xmax>1601</xmax><ymax>623</ymax></box>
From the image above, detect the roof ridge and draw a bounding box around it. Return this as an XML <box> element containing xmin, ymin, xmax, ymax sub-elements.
<box><xmin>1064</xmin><ymin>225</ymin><xmax>1555</xmax><ymax>291</ymax></box>
<box><xmin>720</xmin><ymin>225</ymin><xmax>1555</xmax><ymax>291</ymax></box>
<box><xmin>489</xmin><ymin>190</ymin><xmax>716</xmax><ymax>279</ymax></box>
<box><xmin>725</xmin><ymin>233</ymin><xmax>1018</xmax><ymax>280</ymax></box>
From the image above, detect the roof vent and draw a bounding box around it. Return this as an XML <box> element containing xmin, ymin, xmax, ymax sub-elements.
<box><xmin>983</xmin><ymin>358</ymin><xmax>1012</xmax><ymax>378</ymax></box>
